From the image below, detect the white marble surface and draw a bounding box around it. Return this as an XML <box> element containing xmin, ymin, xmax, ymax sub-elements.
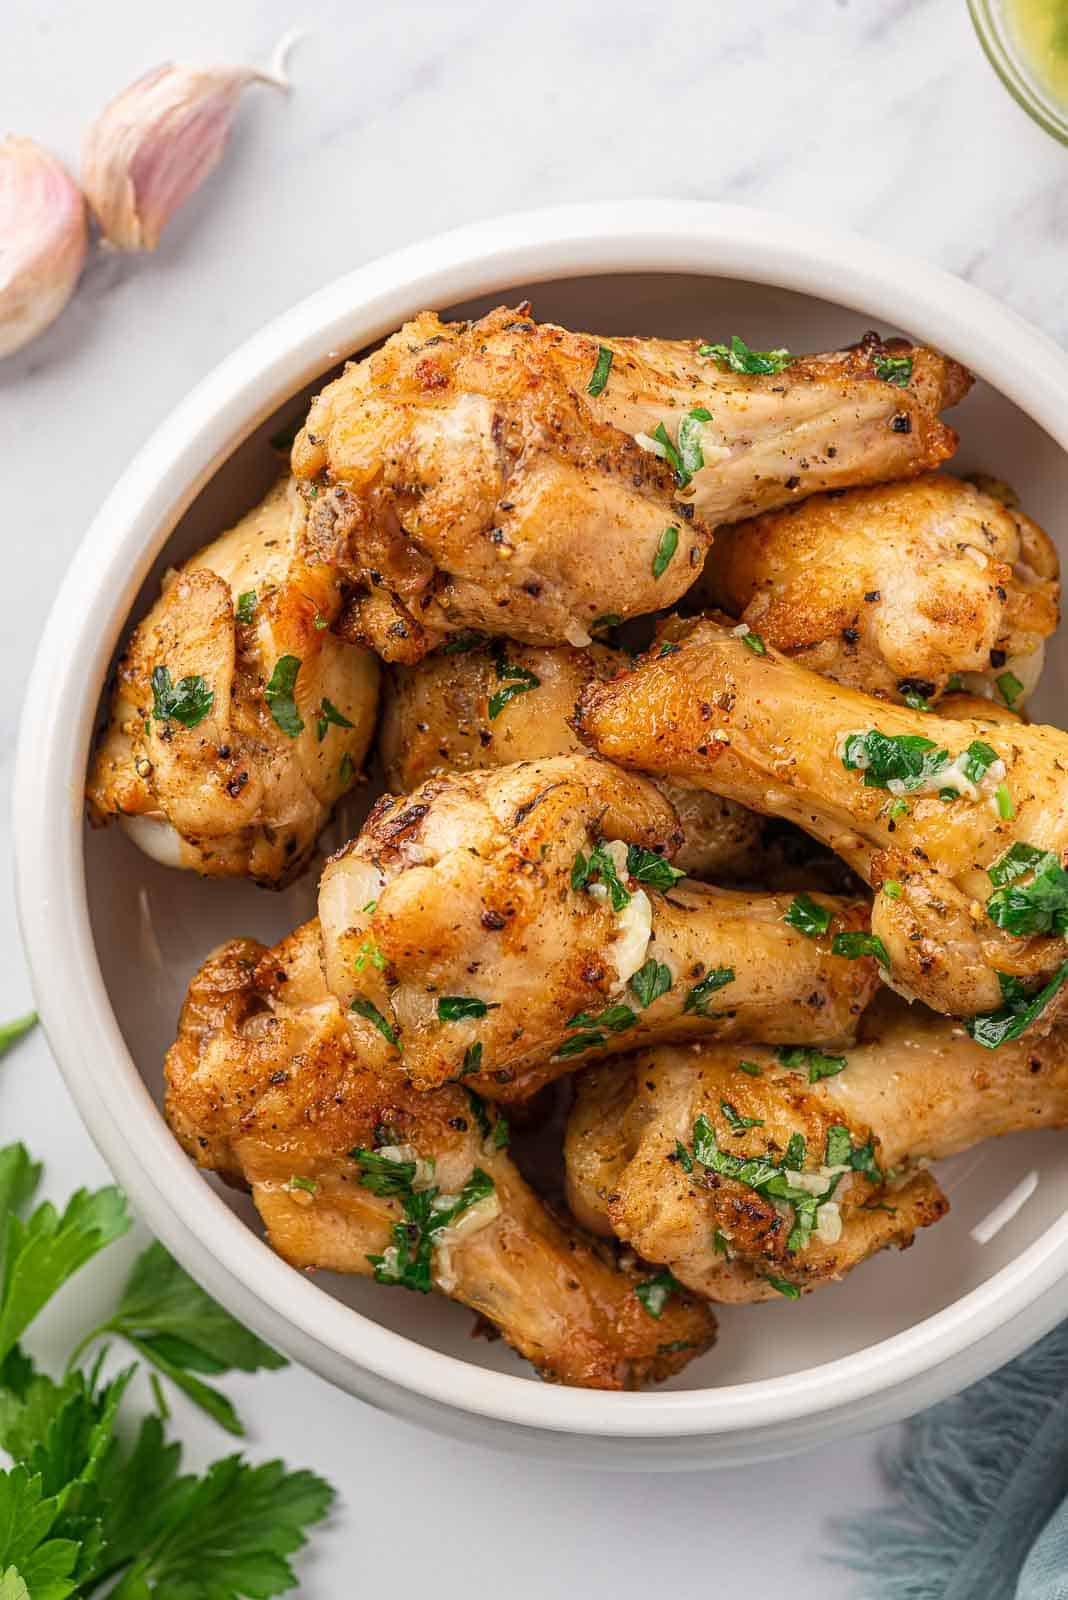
<box><xmin>2</xmin><ymin>0</ymin><xmax>1066</xmax><ymax>1592</ymax></box>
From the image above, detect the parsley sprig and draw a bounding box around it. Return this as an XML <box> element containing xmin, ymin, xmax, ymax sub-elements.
<box><xmin>699</xmin><ymin>335</ymin><xmax>793</xmax><ymax>375</ymax></box>
<box><xmin>150</xmin><ymin>667</ymin><xmax>213</xmax><ymax>731</ymax></box>
<box><xmin>353</xmin><ymin>1150</ymin><xmax>495</xmax><ymax>1294</ymax></box>
<box><xmin>0</xmin><ymin>1138</ymin><xmax>331</xmax><ymax>1598</ymax></box>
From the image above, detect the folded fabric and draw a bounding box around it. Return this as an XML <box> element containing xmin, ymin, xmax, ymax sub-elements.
<box><xmin>832</xmin><ymin>1321</ymin><xmax>1068</xmax><ymax>1599</ymax></box>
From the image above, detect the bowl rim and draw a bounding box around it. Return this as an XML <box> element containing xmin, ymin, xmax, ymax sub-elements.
<box><xmin>15</xmin><ymin>198</ymin><xmax>1068</xmax><ymax>1444</ymax></box>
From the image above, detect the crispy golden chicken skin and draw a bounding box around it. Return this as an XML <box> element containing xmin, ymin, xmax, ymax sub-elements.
<box><xmin>164</xmin><ymin>925</ymin><xmax>716</xmax><ymax>1389</ymax></box>
<box><xmin>380</xmin><ymin>637</ymin><xmax>786</xmax><ymax>884</ymax></box>
<box><xmin>317</xmin><ymin>754</ymin><xmax>878</xmax><ymax>1100</ymax></box>
<box><xmin>291</xmin><ymin>306</ymin><xmax>970</xmax><ymax>662</ymax></box>
<box><xmin>87</xmin><ymin>479</ymin><xmax>379</xmax><ymax>884</ymax></box>
<box><xmin>692</xmin><ymin>474</ymin><xmax>1059</xmax><ymax>706</ymax></box>
<box><xmin>567</xmin><ymin>994</ymin><xmax>1068</xmax><ymax>1303</ymax></box>
<box><xmin>576</xmin><ymin>618</ymin><xmax>1068</xmax><ymax>1028</ymax></box>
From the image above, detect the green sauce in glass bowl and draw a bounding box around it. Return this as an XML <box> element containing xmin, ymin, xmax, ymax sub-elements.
<box><xmin>970</xmin><ymin>0</ymin><xmax>1068</xmax><ymax>143</ymax></box>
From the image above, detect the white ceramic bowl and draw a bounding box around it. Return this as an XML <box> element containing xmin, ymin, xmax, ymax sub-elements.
<box><xmin>14</xmin><ymin>202</ymin><xmax>1068</xmax><ymax>1469</ymax></box>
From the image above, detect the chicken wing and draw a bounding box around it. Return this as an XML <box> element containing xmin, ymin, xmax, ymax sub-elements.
<box><xmin>380</xmin><ymin>636</ymin><xmax>788</xmax><ymax>883</ymax></box>
<box><xmin>566</xmin><ymin>995</ymin><xmax>1068</xmax><ymax>1303</ymax></box>
<box><xmin>87</xmin><ymin>478</ymin><xmax>379</xmax><ymax>883</ymax></box>
<box><xmin>291</xmin><ymin>306</ymin><xmax>971</xmax><ymax>662</ymax></box>
<box><xmin>576</xmin><ymin>617</ymin><xmax>1068</xmax><ymax>1030</ymax></box>
<box><xmin>317</xmin><ymin>754</ymin><xmax>879</xmax><ymax>1100</ymax></box>
<box><xmin>164</xmin><ymin>924</ymin><xmax>716</xmax><ymax>1388</ymax></box>
<box><xmin>691</xmin><ymin>474</ymin><xmax>1059</xmax><ymax>705</ymax></box>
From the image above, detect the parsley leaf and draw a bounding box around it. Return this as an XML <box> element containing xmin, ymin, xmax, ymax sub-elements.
<box><xmin>350</xmin><ymin>1149</ymin><xmax>419</xmax><ymax>1198</ymax></box>
<box><xmin>776</xmin><ymin>1045</ymin><xmax>848</xmax><ymax>1083</ymax></box>
<box><xmin>635</xmin><ymin>1270</ymin><xmax>682</xmax><ymax>1319</ymax></box>
<box><xmin>264</xmin><ymin>656</ymin><xmax>304</xmax><ymax>738</ymax></box>
<box><xmin>437</xmin><ymin>996</ymin><xmax>494</xmax><ymax>1022</ymax></box>
<box><xmin>0</xmin><ymin>1017</ymin><xmax>36</xmax><ymax>1064</ymax></box>
<box><xmin>720</xmin><ymin>1100</ymin><xmax>763</xmax><ymax>1131</ymax></box>
<box><xmin>460</xmin><ymin>1042</ymin><xmax>482</xmax><ymax>1077</ymax></box>
<box><xmin>0</xmin><ymin>1465</ymin><xmax>80</xmax><ymax>1600</ymax></box>
<box><xmin>699</xmin><ymin>335</ymin><xmax>793</xmax><ymax>375</ymax></box>
<box><xmin>783</xmin><ymin>894</ymin><xmax>831</xmax><ymax>937</ymax></box>
<box><xmin>832</xmin><ymin>931</ymin><xmax>891</xmax><ymax>968</ymax></box>
<box><xmin>682</xmin><ymin>967</ymin><xmax>735</xmax><ymax>1015</ymax></box>
<box><xmin>997</xmin><ymin>670</ymin><xmax>1024</xmax><ymax>707</ymax></box>
<box><xmin>571</xmin><ymin>843</ymin><xmax>631</xmax><ymax>911</ymax></box>
<box><xmin>234</xmin><ymin>591</ymin><xmax>257</xmax><ymax>624</ymax></box>
<box><xmin>824</xmin><ymin>1125</ymin><xmax>853</xmax><ymax>1167</ymax></box>
<box><xmin>985</xmin><ymin>849</ymin><xmax>1068</xmax><ymax>936</ymax></box>
<box><xmin>677</xmin><ymin>408</ymin><xmax>711</xmax><ymax>481</ymax></box>
<box><xmin>873</xmin><ymin>354</ymin><xmax>913</xmax><ymax>386</ymax></box>
<box><xmin>315</xmin><ymin>696</ymin><xmax>354</xmax><ymax>742</ymax></box>
<box><xmin>652</xmin><ymin>525</ymin><xmax>679</xmax><ymax>579</ymax></box>
<box><xmin>441</xmin><ymin>631</ymin><xmax>487</xmax><ymax>655</ymax></box>
<box><xmin>362</xmin><ymin>1161</ymin><xmax>496</xmax><ymax>1294</ymax></box>
<box><xmin>629</xmin><ymin>959</ymin><xmax>673</xmax><ymax>1009</ymax></box>
<box><xmin>150</xmin><ymin>667</ymin><xmax>213</xmax><ymax>730</ymax></box>
<box><xmin>625</xmin><ymin>845</ymin><xmax>685</xmax><ymax>890</ymax></box>
<box><xmin>960</xmin><ymin>739</ymin><xmax>999</xmax><ymax>783</ymax></box>
<box><xmin>765</xmin><ymin>1275</ymin><xmax>801</xmax><ymax>1300</ymax></box>
<box><xmin>841</xmin><ymin>729</ymin><xmax>950</xmax><ymax>791</ymax></box>
<box><xmin>487</xmin><ymin>652</ymin><xmax>540</xmax><ymax>719</ymax></box>
<box><xmin>0</xmin><ymin>1184</ymin><xmax>130</xmax><ymax>1365</ymax></box>
<box><xmin>349</xmin><ymin>996</ymin><xmax>400</xmax><ymax>1049</ymax></box>
<box><xmin>587</xmin><ymin>345</ymin><xmax>613</xmax><ymax>395</ymax></box>
<box><xmin>68</xmin><ymin>1243</ymin><xmax>286</xmax><ymax>1437</ymax></box>
<box><xmin>967</xmin><ymin>962</ymin><xmax>1068</xmax><ymax>1049</ymax></box>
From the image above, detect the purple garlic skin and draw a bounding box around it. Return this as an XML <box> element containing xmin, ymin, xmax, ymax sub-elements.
<box><xmin>81</xmin><ymin>59</ymin><xmax>286</xmax><ymax>252</ymax></box>
<box><xmin>0</xmin><ymin>137</ymin><xmax>88</xmax><ymax>359</ymax></box>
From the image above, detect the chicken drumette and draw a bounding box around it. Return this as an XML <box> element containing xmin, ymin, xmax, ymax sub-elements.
<box><xmin>292</xmin><ymin>306</ymin><xmax>971</xmax><ymax>662</ymax></box>
<box><xmin>566</xmin><ymin>996</ymin><xmax>1068</xmax><ymax>1302</ymax></box>
<box><xmin>87</xmin><ymin>478</ymin><xmax>379</xmax><ymax>884</ymax></box>
<box><xmin>165</xmin><ymin>922</ymin><xmax>716</xmax><ymax>1389</ymax></box>
<box><xmin>318</xmin><ymin>755</ymin><xmax>879</xmax><ymax>1101</ymax></box>
<box><xmin>691</xmin><ymin>474</ymin><xmax>1059</xmax><ymax>706</ymax></box>
<box><xmin>576</xmin><ymin>618</ymin><xmax>1068</xmax><ymax>1031</ymax></box>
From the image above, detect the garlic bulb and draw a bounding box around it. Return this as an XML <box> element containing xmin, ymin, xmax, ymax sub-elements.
<box><xmin>81</xmin><ymin>44</ymin><xmax>293</xmax><ymax>252</ymax></box>
<box><xmin>0</xmin><ymin>138</ymin><xmax>88</xmax><ymax>359</ymax></box>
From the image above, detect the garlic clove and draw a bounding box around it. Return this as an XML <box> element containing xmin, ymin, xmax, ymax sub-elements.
<box><xmin>0</xmin><ymin>137</ymin><xmax>88</xmax><ymax>359</ymax></box>
<box><xmin>81</xmin><ymin>46</ymin><xmax>292</xmax><ymax>252</ymax></box>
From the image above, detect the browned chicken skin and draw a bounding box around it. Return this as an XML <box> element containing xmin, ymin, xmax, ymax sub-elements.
<box><xmin>566</xmin><ymin>997</ymin><xmax>1068</xmax><ymax>1303</ymax></box>
<box><xmin>576</xmin><ymin>618</ymin><xmax>1068</xmax><ymax>1027</ymax></box>
<box><xmin>164</xmin><ymin>924</ymin><xmax>716</xmax><ymax>1388</ymax></box>
<box><xmin>692</xmin><ymin>474</ymin><xmax>1059</xmax><ymax>706</ymax></box>
<box><xmin>291</xmin><ymin>307</ymin><xmax>971</xmax><ymax>662</ymax></box>
<box><xmin>317</xmin><ymin>754</ymin><xmax>879</xmax><ymax>1101</ymax></box>
<box><xmin>87</xmin><ymin>479</ymin><xmax>379</xmax><ymax>883</ymax></box>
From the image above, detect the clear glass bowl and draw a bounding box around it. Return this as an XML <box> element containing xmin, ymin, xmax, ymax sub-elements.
<box><xmin>969</xmin><ymin>0</ymin><xmax>1068</xmax><ymax>145</ymax></box>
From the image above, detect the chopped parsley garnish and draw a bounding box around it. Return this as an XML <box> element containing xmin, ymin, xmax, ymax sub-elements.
<box><xmin>658</xmin><ymin>641</ymin><xmax>680</xmax><ymax>657</ymax></box>
<box><xmin>720</xmin><ymin>1100</ymin><xmax>764</xmax><ymax>1131</ymax></box>
<box><xmin>997</xmin><ymin>670</ymin><xmax>1024</xmax><ymax>707</ymax></box>
<box><xmin>357</xmin><ymin>1155</ymin><xmax>496</xmax><ymax>1294</ymax></box>
<box><xmin>587</xmin><ymin>344</ymin><xmax>614</xmax><ymax>396</ymax></box>
<box><xmin>442</xmin><ymin>630</ymin><xmax>487</xmax><ymax>655</ymax></box>
<box><xmin>339</xmin><ymin>751</ymin><xmax>354</xmax><ymax>784</ymax></box>
<box><xmin>677</xmin><ymin>406</ymin><xmax>712</xmax><ymax>480</ymax></box>
<box><xmin>904</xmin><ymin>692</ymin><xmax>931</xmax><ymax>712</ymax></box>
<box><xmin>571</xmin><ymin>842</ymin><xmax>631</xmax><ymax>911</ymax></box>
<box><xmin>825</xmin><ymin>1125</ymin><xmax>852</xmax><ymax>1167</ymax></box>
<box><xmin>350</xmin><ymin>996</ymin><xmax>400</xmax><ymax>1048</ymax></box>
<box><xmin>674</xmin><ymin>1141</ymin><xmax>694</xmax><ymax>1173</ymax></box>
<box><xmin>996</xmin><ymin>784</ymin><xmax>1015</xmax><ymax>820</ymax></box>
<box><xmin>888</xmin><ymin>798</ymin><xmax>909</xmax><ymax>818</ymax></box>
<box><xmin>560</xmin><ymin>1003</ymin><xmax>639</xmax><ymax>1056</ymax></box>
<box><xmin>264</xmin><ymin>655</ymin><xmax>304</xmax><ymax>737</ymax></box>
<box><xmin>438</xmin><ymin>995</ymin><xmax>495</xmax><ymax>1022</ymax></box>
<box><xmin>841</xmin><ymin>729</ymin><xmax>950</xmax><ymax>791</ymax></box>
<box><xmin>150</xmin><ymin>666</ymin><xmax>214</xmax><ymax>729</ymax></box>
<box><xmin>353</xmin><ymin>938</ymin><xmax>386</xmax><ymax>972</ymax></box>
<box><xmin>286</xmin><ymin>1175</ymin><xmax>318</xmax><ymax>1195</ymax></box>
<box><xmin>635</xmin><ymin>1269</ymin><xmax>683</xmax><ymax>1318</ymax></box>
<box><xmin>348</xmin><ymin>1147</ymin><xmax>418</xmax><ymax>1197</ymax></box>
<box><xmin>630</xmin><ymin>958</ymin><xmax>673</xmax><ymax>1009</ymax></box>
<box><xmin>883</xmin><ymin>880</ymin><xmax>903</xmax><ymax>899</ymax></box>
<box><xmin>848</xmin><ymin>1140</ymin><xmax>883</xmax><ymax>1182</ymax></box>
<box><xmin>314</xmin><ymin>611</ymin><xmax>329</xmax><ymax>630</ymax></box>
<box><xmin>699</xmin><ymin>335</ymin><xmax>793</xmax><ymax>375</ymax></box>
<box><xmin>591</xmin><ymin>612</ymin><xmax>622</xmax><ymax>633</ymax></box>
<box><xmin>461</xmin><ymin>1085</ymin><xmax>493</xmax><ymax>1141</ymax></box>
<box><xmin>626</xmin><ymin>844</ymin><xmax>685</xmax><ymax>889</ymax></box>
<box><xmin>741</xmin><ymin>631</ymin><xmax>767</xmax><ymax>655</ymax></box>
<box><xmin>985</xmin><ymin>847</ymin><xmax>1068</xmax><ymax>936</ymax></box>
<box><xmin>461</xmin><ymin>1042</ymin><xmax>483</xmax><ymax>1076</ymax></box>
<box><xmin>967</xmin><ymin>963</ymin><xmax>1068</xmax><ymax>1049</ymax></box>
<box><xmin>682</xmin><ymin>966</ymin><xmax>735</xmax><ymax>1015</ymax></box>
<box><xmin>487</xmin><ymin>652</ymin><xmax>540</xmax><ymax>719</ymax></box>
<box><xmin>766</xmin><ymin>1275</ymin><xmax>801</xmax><ymax>1299</ymax></box>
<box><xmin>776</xmin><ymin>1045</ymin><xmax>848</xmax><ymax>1083</ymax></box>
<box><xmin>960</xmin><ymin>740</ymin><xmax>999</xmax><ymax>783</ymax></box>
<box><xmin>832</xmin><ymin>931</ymin><xmax>891</xmax><ymax>969</ymax></box>
<box><xmin>783</xmin><ymin>893</ymin><xmax>832</xmax><ymax>937</ymax></box>
<box><xmin>235</xmin><ymin>590</ymin><xmax>257</xmax><ymax>623</ymax></box>
<box><xmin>653</xmin><ymin>524</ymin><xmax>680</xmax><ymax>579</ymax></box>
<box><xmin>873</xmin><ymin>354</ymin><xmax>913</xmax><ymax>387</ymax></box>
<box><xmin>737</xmin><ymin>1060</ymin><xmax>762</xmax><ymax>1077</ymax></box>
<box><xmin>713</xmin><ymin>1231</ymin><xmax>731</xmax><ymax>1255</ymax></box>
<box><xmin>315</xmin><ymin>696</ymin><xmax>354</xmax><ymax>741</ymax></box>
